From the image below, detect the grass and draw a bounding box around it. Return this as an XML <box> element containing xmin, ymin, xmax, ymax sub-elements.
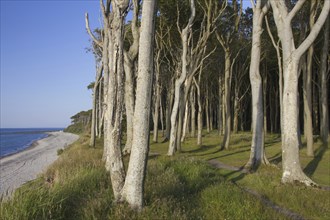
<box><xmin>1</xmin><ymin>131</ymin><xmax>329</xmax><ymax>219</ymax></box>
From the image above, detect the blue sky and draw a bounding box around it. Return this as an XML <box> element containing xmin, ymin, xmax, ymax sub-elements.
<box><xmin>0</xmin><ymin>0</ymin><xmax>252</xmax><ymax>128</ymax></box>
<box><xmin>1</xmin><ymin>0</ymin><xmax>101</xmax><ymax>128</ymax></box>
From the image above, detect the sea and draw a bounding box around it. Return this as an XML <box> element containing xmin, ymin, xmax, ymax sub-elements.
<box><xmin>0</xmin><ymin>128</ymin><xmax>64</xmax><ymax>158</ymax></box>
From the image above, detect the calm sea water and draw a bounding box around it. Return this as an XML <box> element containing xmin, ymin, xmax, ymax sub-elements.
<box><xmin>0</xmin><ymin>128</ymin><xmax>64</xmax><ymax>158</ymax></box>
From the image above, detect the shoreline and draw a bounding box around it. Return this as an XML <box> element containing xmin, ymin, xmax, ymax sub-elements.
<box><xmin>0</xmin><ymin>133</ymin><xmax>53</xmax><ymax>160</ymax></box>
<box><xmin>0</xmin><ymin>131</ymin><xmax>79</xmax><ymax>198</ymax></box>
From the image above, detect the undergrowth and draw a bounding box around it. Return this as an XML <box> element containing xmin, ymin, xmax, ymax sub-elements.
<box><xmin>1</xmin><ymin>132</ymin><xmax>329</xmax><ymax>219</ymax></box>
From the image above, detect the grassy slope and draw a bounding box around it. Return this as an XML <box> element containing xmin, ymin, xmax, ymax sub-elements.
<box><xmin>1</xmin><ymin>131</ymin><xmax>329</xmax><ymax>219</ymax></box>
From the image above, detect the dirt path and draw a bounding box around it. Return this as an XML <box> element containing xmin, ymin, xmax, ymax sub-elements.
<box><xmin>0</xmin><ymin>132</ymin><xmax>79</xmax><ymax>198</ymax></box>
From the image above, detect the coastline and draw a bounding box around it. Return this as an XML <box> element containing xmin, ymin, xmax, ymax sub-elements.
<box><xmin>0</xmin><ymin>131</ymin><xmax>79</xmax><ymax>198</ymax></box>
<box><xmin>0</xmin><ymin>133</ymin><xmax>52</xmax><ymax>160</ymax></box>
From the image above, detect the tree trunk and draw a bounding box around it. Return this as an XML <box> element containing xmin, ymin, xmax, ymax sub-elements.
<box><xmin>263</xmin><ymin>70</ymin><xmax>267</xmax><ymax>136</ymax></box>
<box><xmin>153</xmin><ymin>75</ymin><xmax>161</xmax><ymax>142</ymax></box>
<box><xmin>222</xmin><ymin>50</ymin><xmax>231</xmax><ymax>150</ymax></box>
<box><xmin>320</xmin><ymin>15</ymin><xmax>329</xmax><ymax>145</ymax></box>
<box><xmin>194</xmin><ymin>78</ymin><xmax>203</xmax><ymax>146</ymax></box>
<box><xmin>168</xmin><ymin>0</ymin><xmax>196</xmax><ymax>156</ymax></box>
<box><xmin>190</xmin><ymin>85</ymin><xmax>196</xmax><ymax>137</ymax></box>
<box><xmin>104</xmin><ymin>1</ymin><xmax>128</xmax><ymax>200</ymax></box>
<box><xmin>303</xmin><ymin>0</ymin><xmax>316</xmax><ymax>156</ymax></box>
<box><xmin>121</xmin><ymin>0</ymin><xmax>156</xmax><ymax>210</ymax></box>
<box><xmin>122</xmin><ymin>0</ymin><xmax>139</xmax><ymax>155</ymax></box>
<box><xmin>245</xmin><ymin>1</ymin><xmax>269</xmax><ymax>170</ymax></box>
<box><xmin>270</xmin><ymin>0</ymin><xmax>329</xmax><ymax>186</ymax></box>
<box><xmin>123</xmin><ymin>53</ymin><xmax>136</xmax><ymax>154</ymax></box>
<box><xmin>218</xmin><ymin>75</ymin><xmax>223</xmax><ymax>135</ymax></box>
<box><xmin>90</xmin><ymin>65</ymin><xmax>103</xmax><ymax>147</ymax></box>
<box><xmin>206</xmin><ymin>97</ymin><xmax>210</xmax><ymax>133</ymax></box>
<box><xmin>181</xmin><ymin>101</ymin><xmax>189</xmax><ymax>142</ymax></box>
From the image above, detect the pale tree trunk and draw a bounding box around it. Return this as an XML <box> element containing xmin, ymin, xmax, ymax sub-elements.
<box><xmin>98</xmin><ymin>79</ymin><xmax>103</xmax><ymax>138</ymax></box>
<box><xmin>222</xmin><ymin>49</ymin><xmax>231</xmax><ymax>150</ymax></box>
<box><xmin>121</xmin><ymin>0</ymin><xmax>156</xmax><ymax>210</ymax></box>
<box><xmin>194</xmin><ymin>77</ymin><xmax>203</xmax><ymax>146</ymax></box>
<box><xmin>99</xmin><ymin>1</ymin><xmax>112</xmax><ymax>162</ymax></box>
<box><xmin>320</xmin><ymin>15</ymin><xmax>329</xmax><ymax>145</ymax></box>
<box><xmin>168</xmin><ymin>0</ymin><xmax>196</xmax><ymax>156</ymax></box>
<box><xmin>104</xmin><ymin>1</ymin><xmax>129</xmax><ymax>200</ymax></box>
<box><xmin>263</xmin><ymin>70</ymin><xmax>267</xmax><ymax>136</ymax></box>
<box><xmin>165</xmin><ymin>84</ymin><xmax>174</xmax><ymax>141</ymax></box>
<box><xmin>190</xmin><ymin>85</ymin><xmax>196</xmax><ymax>137</ymax></box>
<box><xmin>90</xmin><ymin>65</ymin><xmax>103</xmax><ymax>147</ymax></box>
<box><xmin>206</xmin><ymin>96</ymin><xmax>210</xmax><ymax>133</ymax></box>
<box><xmin>160</xmin><ymin>95</ymin><xmax>165</xmax><ymax>137</ymax></box>
<box><xmin>181</xmin><ymin>101</ymin><xmax>189</xmax><ymax>142</ymax></box>
<box><xmin>245</xmin><ymin>0</ymin><xmax>270</xmax><ymax>171</ymax></box>
<box><xmin>210</xmin><ymin>101</ymin><xmax>214</xmax><ymax>131</ymax></box>
<box><xmin>303</xmin><ymin>0</ymin><xmax>316</xmax><ymax>157</ymax></box>
<box><xmin>123</xmin><ymin>0</ymin><xmax>139</xmax><ymax>155</ymax></box>
<box><xmin>233</xmin><ymin>95</ymin><xmax>239</xmax><ymax>134</ymax></box>
<box><xmin>270</xmin><ymin>0</ymin><xmax>329</xmax><ymax>186</ymax></box>
<box><xmin>218</xmin><ymin>75</ymin><xmax>223</xmax><ymax>135</ymax></box>
<box><xmin>153</xmin><ymin>69</ymin><xmax>161</xmax><ymax>142</ymax></box>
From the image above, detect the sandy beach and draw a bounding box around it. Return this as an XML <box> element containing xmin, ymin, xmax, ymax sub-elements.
<box><xmin>0</xmin><ymin>131</ymin><xmax>79</xmax><ymax>198</ymax></box>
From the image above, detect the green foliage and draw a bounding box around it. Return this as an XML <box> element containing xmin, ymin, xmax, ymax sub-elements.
<box><xmin>57</xmin><ymin>148</ymin><xmax>64</xmax><ymax>155</ymax></box>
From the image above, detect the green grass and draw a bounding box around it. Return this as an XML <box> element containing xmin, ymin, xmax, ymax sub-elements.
<box><xmin>1</xmin><ymin>131</ymin><xmax>329</xmax><ymax>219</ymax></box>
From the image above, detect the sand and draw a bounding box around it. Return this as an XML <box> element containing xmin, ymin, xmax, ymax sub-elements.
<box><xmin>0</xmin><ymin>131</ymin><xmax>79</xmax><ymax>198</ymax></box>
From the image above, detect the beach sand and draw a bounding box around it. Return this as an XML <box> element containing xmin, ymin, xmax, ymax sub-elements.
<box><xmin>0</xmin><ymin>131</ymin><xmax>79</xmax><ymax>198</ymax></box>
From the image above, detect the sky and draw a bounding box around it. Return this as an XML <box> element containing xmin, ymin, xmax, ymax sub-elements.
<box><xmin>0</xmin><ymin>0</ymin><xmax>102</xmax><ymax>128</ymax></box>
<box><xmin>0</xmin><ymin>0</ymin><xmax>252</xmax><ymax>128</ymax></box>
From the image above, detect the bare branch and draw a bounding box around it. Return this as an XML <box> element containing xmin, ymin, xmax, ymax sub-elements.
<box><xmin>85</xmin><ymin>13</ymin><xmax>103</xmax><ymax>48</ymax></box>
<box><xmin>287</xmin><ymin>0</ymin><xmax>307</xmax><ymax>22</ymax></box>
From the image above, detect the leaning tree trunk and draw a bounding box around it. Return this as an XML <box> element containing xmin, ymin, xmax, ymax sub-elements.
<box><xmin>270</xmin><ymin>0</ymin><xmax>329</xmax><ymax>186</ymax></box>
<box><xmin>195</xmin><ymin>78</ymin><xmax>203</xmax><ymax>146</ymax></box>
<box><xmin>320</xmin><ymin>15</ymin><xmax>329</xmax><ymax>145</ymax></box>
<box><xmin>120</xmin><ymin>0</ymin><xmax>156</xmax><ymax>210</ymax></box>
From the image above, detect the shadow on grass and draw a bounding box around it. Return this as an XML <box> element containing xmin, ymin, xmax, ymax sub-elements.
<box><xmin>181</xmin><ymin>144</ymin><xmax>218</xmax><ymax>154</ymax></box>
<box><xmin>303</xmin><ymin>145</ymin><xmax>328</xmax><ymax>177</ymax></box>
<box><xmin>206</xmin><ymin>148</ymin><xmax>251</xmax><ymax>161</ymax></box>
<box><xmin>269</xmin><ymin>153</ymin><xmax>282</xmax><ymax>165</ymax></box>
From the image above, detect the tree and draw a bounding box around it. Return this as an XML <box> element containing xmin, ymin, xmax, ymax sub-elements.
<box><xmin>167</xmin><ymin>0</ymin><xmax>196</xmax><ymax>156</ymax></box>
<box><xmin>122</xmin><ymin>0</ymin><xmax>140</xmax><ymax>155</ymax></box>
<box><xmin>120</xmin><ymin>0</ymin><xmax>157</xmax><ymax>210</ymax></box>
<box><xmin>269</xmin><ymin>0</ymin><xmax>329</xmax><ymax>185</ymax></box>
<box><xmin>320</xmin><ymin>15</ymin><xmax>329</xmax><ymax>145</ymax></box>
<box><xmin>244</xmin><ymin>0</ymin><xmax>270</xmax><ymax>171</ymax></box>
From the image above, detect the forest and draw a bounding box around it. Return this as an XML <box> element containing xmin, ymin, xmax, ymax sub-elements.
<box><xmin>1</xmin><ymin>0</ymin><xmax>329</xmax><ymax>219</ymax></box>
<box><xmin>83</xmin><ymin>0</ymin><xmax>329</xmax><ymax>210</ymax></box>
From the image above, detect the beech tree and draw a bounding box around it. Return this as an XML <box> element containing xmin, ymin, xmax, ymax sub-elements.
<box><xmin>120</xmin><ymin>0</ymin><xmax>157</xmax><ymax>210</ymax></box>
<box><xmin>245</xmin><ymin>0</ymin><xmax>270</xmax><ymax>171</ymax></box>
<box><xmin>269</xmin><ymin>0</ymin><xmax>329</xmax><ymax>185</ymax></box>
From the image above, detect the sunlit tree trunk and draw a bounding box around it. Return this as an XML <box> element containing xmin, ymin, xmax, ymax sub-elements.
<box><xmin>245</xmin><ymin>0</ymin><xmax>270</xmax><ymax>171</ymax></box>
<box><xmin>270</xmin><ymin>0</ymin><xmax>329</xmax><ymax>186</ymax></box>
<box><xmin>104</xmin><ymin>0</ymin><xmax>129</xmax><ymax>200</ymax></box>
<box><xmin>168</xmin><ymin>0</ymin><xmax>196</xmax><ymax>156</ymax></box>
<box><xmin>121</xmin><ymin>0</ymin><xmax>156</xmax><ymax>210</ymax></box>
<box><xmin>123</xmin><ymin>0</ymin><xmax>140</xmax><ymax>155</ymax></box>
